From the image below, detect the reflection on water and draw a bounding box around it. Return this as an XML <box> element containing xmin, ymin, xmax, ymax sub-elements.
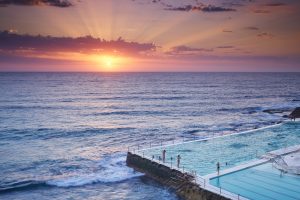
<box><xmin>0</xmin><ymin>72</ymin><xmax>299</xmax><ymax>199</ymax></box>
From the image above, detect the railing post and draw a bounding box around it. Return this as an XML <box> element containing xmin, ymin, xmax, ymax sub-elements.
<box><xmin>150</xmin><ymin>142</ymin><xmax>151</xmax><ymax>148</ymax></box>
<box><xmin>138</xmin><ymin>145</ymin><xmax>140</xmax><ymax>150</ymax></box>
<box><xmin>143</xmin><ymin>152</ymin><xmax>144</xmax><ymax>158</ymax></box>
<box><xmin>220</xmin><ymin>187</ymin><xmax>221</xmax><ymax>194</ymax></box>
<box><xmin>128</xmin><ymin>146</ymin><xmax>129</xmax><ymax>152</ymax></box>
<box><xmin>238</xmin><ymin>194</ymin><xmax>240</xmax><ymax>200</ymax></box>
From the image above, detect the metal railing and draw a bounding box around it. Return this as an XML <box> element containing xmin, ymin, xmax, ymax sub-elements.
<box><xmin>135</xmin><ymin>150</ymin><xmax>247</xmax><ymax>200</ymax></box>
<box><xmin>127</xmin><ymin>133</ymin><xmax>223</xmax><ymax>154</ymax></box>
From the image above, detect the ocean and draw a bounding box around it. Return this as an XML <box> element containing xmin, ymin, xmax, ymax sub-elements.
<box><xmin>0</xmin><ymin>72</ymin><xmax>299</xmax><ymax>200</ymax></box>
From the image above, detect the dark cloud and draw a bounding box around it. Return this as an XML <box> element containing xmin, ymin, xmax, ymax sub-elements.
<box><xmin>0</xmin><ymin>30</ymin><xmax>156</xmax><ymax>56</ymax></box>
<box><xmin>165</xmin><ymin>4</ymin><xmax>236</xmax><ymax>12</ymax></box>
<box><xmin>166</xmin><ymin>45</ymin><xmax>213</xmax><ymax>56</ymax></box>
<box><xmin>202</xmin><ymin>5</ymin><xmax>236</xmax><ymax>12</ymax></box>
<box><xmin>257</xmin><ymin>32</ymin><xmax>274</xmax><ymax>39</ymax></box>
<box><xmin>244</xmin><ymin>26</ymin><xmax>259</xmax><ymax>31</ymax></box>
<box><xmin>217</xmin><ymin>46</ymin><xmax>234</xmax><ymax>49</ymax></box>
<box><xmin>222</xmin><ymin>29</ymin><xmax>233</xmax><ymax>33</ymax></box>
<box><xmin>164</xmin><ymin>5</ymin><xmax>193</xmax><ymax>12</ymax></box>
<box><xmin>222</xmin><ymin>2</ymin><xmax>244</xmax><ymax>7</ymax></box>
<box><xmin>264</xmin><ymin>3</ymin><xmax>286</xmax><ymax>7</ymax></box>
<box><xmin>0</xmin><ymin>0</ymin><xmax>72</xmax><ymax>7</ymax></box>
<box><xmin>132</xmin><ymin>0</ymin><xmax>236</xmax><ymax>12</ymax></box>
<box><xmin>253</xmin><ymin>9</ymin><xmax>270</xmax><ymax>14</ymax></box>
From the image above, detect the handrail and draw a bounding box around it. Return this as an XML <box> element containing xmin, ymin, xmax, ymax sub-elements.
<box><xmin>135</xmin><ymin>151</ymin><xmax>248</xmax><ymax>200</ymax></box>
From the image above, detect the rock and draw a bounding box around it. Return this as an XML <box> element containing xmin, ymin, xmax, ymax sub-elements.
<box><xmin>262</xmin><ymin>108</ymin><xmax>291</xmax><ymax>114</ymax></box>
<box><xmin>289</xmin><ymin>107</ymin><xmax>300</xmax><ymax>119</ymax></box>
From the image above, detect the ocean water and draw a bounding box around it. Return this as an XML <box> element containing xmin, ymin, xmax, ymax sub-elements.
<box><xmin>0</xmin><ymin>72</ymin><xmax>299</xmax><ymax>200</ymax></box>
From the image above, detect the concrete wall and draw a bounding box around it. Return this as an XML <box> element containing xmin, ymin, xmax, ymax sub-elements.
<box><xmin>126</xmin><ymin>152</ymin><xmax>230</xmax><ymax>200</ymax></box>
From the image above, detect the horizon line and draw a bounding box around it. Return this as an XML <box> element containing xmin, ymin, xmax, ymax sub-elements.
<box><xmin>0</xmin><ymin>71</ymin><xmax>300</xmax><ymax>73</ymax></box>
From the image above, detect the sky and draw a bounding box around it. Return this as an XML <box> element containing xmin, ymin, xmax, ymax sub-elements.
<box><xmin>0</xmin><ymin>0</ymin><xmax>300</xmax><ymax>72</ymax></box>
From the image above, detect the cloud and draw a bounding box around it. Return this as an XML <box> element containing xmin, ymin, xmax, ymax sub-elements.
<box><xmin>0</xmin><ymin>0</ymin><xmax>72</xmax><ymax>7</ymax></box>
<box><xmin>217</xmin><ymin>46</ymin><xmax>234</xmax><ymax>49</ymax></box>
<box><xmin>253</xmin><ymin>9</ymin><xmax>270</xmax><ymax>14</ymax></box>
<box><xmin>165</xmin><ymin>4</ymin><xmax>236</xmax><ymax>12</ymax></box>
<box><xmin>244</xmin><ymin>26</ymin><xmax>259</xmax><ymax>31</ymax></box>
<box><xmin>166</xmin><ymin>45</ymin><xmax>213</xmax><ymax>56</ymax></box>
<box><xmin>252</xmin><ymin>2</ymin><xmax>288</xmax><ymax>14</ymax></box>
<box><xmin>0</xmin><ymin>30</ymin><xmax>156</xmax><ymax>58</ymax></box>
<box><xmin>132</xmin><ymin>0</ymin><xmax>236</xmax><ymax>13</ymax></box>
<box><xmin>222</xmin><ymin>29</ymin><xmax>233</xmax><ymax>33</ymax></box>
<box><xmin>201</xmin><ymin>5</ymin><xmax>236</xmax><ymax>12</ymax></box>
<box><xmin>264</xmin><ymin>3</ymin><xmax>286</xmax><ymax>7</ymax></box>
<box><xmin>257</xmin><ymin>32</ymin><xmax>274</xmax><ymax>39</ymax></box>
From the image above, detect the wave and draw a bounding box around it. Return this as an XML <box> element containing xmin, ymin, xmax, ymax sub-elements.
<box><xmin>0</xmin><ymin>154</ymin><xmax>143</xmax><ymax>192</ymax></box>
<box><xmin>0</xmin><ymin>180</ymin><xmax>47</xmax><ymax>193</ymax></box>
<box><xmin>88</xmin><ymin>110</ymin><xmax>168</xmax><ymax>117</ymax></box>
<box><xmin>46</xmin><ymin>153</ymin><xmax>142</xmax><ymax>187</ymax></box>
<box><xmin>0</xmin><ymin>127</ymin><xmax>135</xmax><ymax>141</ymax></box>
<box><xmin>217</xmin><ymin>106</ymin><xmax>262</xmax><ymax>114</ymax></box>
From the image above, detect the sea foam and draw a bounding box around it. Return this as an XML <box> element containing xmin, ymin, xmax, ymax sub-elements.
<box><xmin>46</xmin><ymin>153</ymin><xmax>143</xmax><ymax>187</ymax></box>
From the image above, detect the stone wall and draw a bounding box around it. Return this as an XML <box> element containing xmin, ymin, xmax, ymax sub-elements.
<box><xmin>126</xmin><ymin>152</ymin><xmax>230</xmax><ymax>200</ymax></box>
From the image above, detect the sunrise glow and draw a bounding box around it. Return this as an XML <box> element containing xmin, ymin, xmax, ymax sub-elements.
<box><xmin>87</xmin><ymin>55</ymin><xmax>129</xmax><ymax>71</ymax></box>
<box><xmin>0</xmin><ymin>0</ymin><xmax>299</xmax><ymax>72</ymax></box>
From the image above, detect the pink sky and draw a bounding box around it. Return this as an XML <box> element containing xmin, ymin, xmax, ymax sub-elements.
<box><xmin>0</xmin><ymin>0</ymin><xmax>300</xmax><ymax>72</ymax></box>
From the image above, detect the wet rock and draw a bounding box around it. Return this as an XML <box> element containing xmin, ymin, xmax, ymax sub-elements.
<box><xmin>262</xmin><ymin>108</ymin><xmax>291</xmax><ymax>114</ymax></box>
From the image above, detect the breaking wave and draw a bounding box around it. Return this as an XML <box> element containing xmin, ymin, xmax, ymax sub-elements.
<box><xmin>0</xmin><ymin>153</ymin><xmax>143</xmax><ymax>192</ymax></box>
<box><xmin>46</xmin><ymin>153</ymin><xmax>143</xmax><ymax>187</ymax></box>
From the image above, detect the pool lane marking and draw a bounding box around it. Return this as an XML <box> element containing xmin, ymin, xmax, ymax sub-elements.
<box><xmin>231</xmin><ymin>178</ymin><xmax>299</xmax><ymax>200</ymax></box>
<box><xmin>242</xmin><ymin>173</ymin><xmax>300</xmax><ymax>194</ymax></box>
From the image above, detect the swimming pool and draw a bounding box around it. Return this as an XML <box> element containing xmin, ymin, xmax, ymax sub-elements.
<box><xmin>142</xmin><ymin>122</ymin><xmax>300</xmax><ymax>175</ymax></box>
<box><xmin>210</xmin><ymin>162</ymin><xmax>300</xmax><ymax>200</ymax></box>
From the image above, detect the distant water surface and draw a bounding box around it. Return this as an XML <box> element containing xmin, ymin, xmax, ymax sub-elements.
<box><xmin>0</xmin><ymin>72</ymin><xmax>299</xmax><ymax>200</ymax></box>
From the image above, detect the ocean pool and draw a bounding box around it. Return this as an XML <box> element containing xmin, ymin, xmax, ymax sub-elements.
<box><xmin>210</xmin><ymin>162</ymin><xmax>300</xmax><ymax>200</ymax></box>
<box><xmin>142</xmin><ymin>122</ymin><xmax>300</xmax><ymax>176</ymax></box>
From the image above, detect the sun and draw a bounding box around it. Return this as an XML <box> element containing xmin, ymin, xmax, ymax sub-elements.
<box><xmin>90</xmin><ymin>55</ymin><xmax>118</xmax><ymax>71</ymax></box>
<box><xmin>103</xmin><ymin>56</ymin><xmax>114</xmax><ymax>67</ymax></box>
<box><xmin>105</xmin><ymin>58</ymin><xmax>113</xmax><ymax>67</ymax></box>
<box><xmin>88</xmin><ymin>54</ymin><xmax>131</xmax><ymax>71</ymax></box>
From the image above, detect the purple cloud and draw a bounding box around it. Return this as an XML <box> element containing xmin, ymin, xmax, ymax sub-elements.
<box><xmin>166</xmin><ymin>45</ymin><xmax>213</xmax><ymax>56</ymax></box>
<box><xmin>217</xmin><ymin>46</ymin><xmax>234</xmax><ymax>49</ymax></box>
<box><xmin>165</xmin><ymin>4</ymin><xmax>236</xmax><ymax>12</ymax></box>
<box><xmin>222</xmin><ymin>29</ymin><xmax>233</xmax><ymax>33</ymax></box>
<box><xmin>0</xmin><ymin>0</ymin><xmax>72</xmax><ymax>7</ymax></box>
<box><xmin>253</xmin><ymin>10</ymin><xmax>270</xmax><ymax>14</ymax></box>
<box><xmin>257</xmin><ymin>32</ymin><xmax>274</xmax><ymax>39</ymax></box>
<box><xmin>244</xmin><ymin>26</ymin><xmax>259</xmax><ymax>31</ymax></box>
<box><xmin>264</xmin><ymin>3</ymin><xmax>286</xmax><ymax>7</ymax></box>
<box><xmin>0</xmin><ymin>31</ymin><xmax>156</xmax><ymax>57</ymax></box>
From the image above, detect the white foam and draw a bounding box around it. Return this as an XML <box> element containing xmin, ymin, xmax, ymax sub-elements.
<box><xmin>46</xmin><ymin>153</ymin><xmax>143</xmax><ymax>187</ymax></box>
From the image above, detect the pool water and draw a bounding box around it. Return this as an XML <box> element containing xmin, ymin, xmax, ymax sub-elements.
<box><xmin>142</xmin><ymin>122</ymin><xmax>300</xmax><ymax>175</ymax></box>
<box><xmin>210</xmin><ymin>162</ymin><xmax>300</xmax><ymax>200</ymax></box>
